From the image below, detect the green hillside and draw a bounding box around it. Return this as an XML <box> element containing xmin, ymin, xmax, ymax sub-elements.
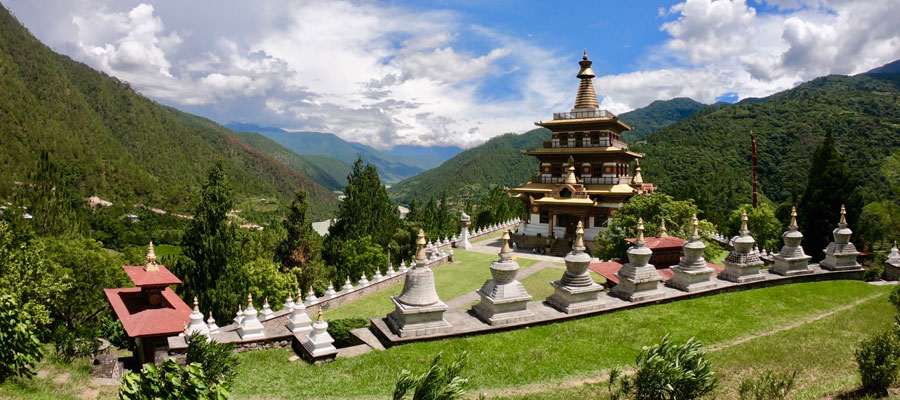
<box><xmin>0</xmin><ymin>7</ymin><xmax>338</xmax><ymax>219</ymax></box>
<box><xmin>621</xmin><ymin>97</ymin><xmax>709</xmax><ymax>142</ymax></box>
<box><xmin>636</xmin><ymin>73</ymin><xmax>900</xmax><ymax>225</ymax></box>
<box><xmin>388</xmin><ymin>98</ymin><xmax>707</xmax><ymax>204</ymax></box>
<box><xmin>298</xmin><ymin>154</ymin><xmax>353</xmax><ymax>189</ymax></box>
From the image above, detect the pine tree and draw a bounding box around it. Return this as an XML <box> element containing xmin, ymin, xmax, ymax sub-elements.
<box><xmin>174</xmin><ymin>161</ymin><xmax>237</xmax><ymax>317</ymax></box>
<box><xmin>797</xmin><ymin>131</ymin><xmax>860</xmax><ymax>260</ymax></box>
<box><xmin>276</xmin><ymin>190</ymin><xmax>327</xmax><ymax>293</ymax></box>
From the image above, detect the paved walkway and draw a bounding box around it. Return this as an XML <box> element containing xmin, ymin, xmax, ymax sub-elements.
<box><xmin>466</xmin><ymin>235</ymin><xmax>602</xmax><ymax>263</ymax></box>
<box><xmin>444</xmin><ymin>260</ymin><xmax>562</xmax><ymax>310</ymax></box>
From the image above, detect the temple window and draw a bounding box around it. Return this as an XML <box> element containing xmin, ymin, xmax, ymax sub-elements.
<box><xmin>540</xmin><ymin>210</ymin><xmax>550</xmax><ymax>224</ymax></box>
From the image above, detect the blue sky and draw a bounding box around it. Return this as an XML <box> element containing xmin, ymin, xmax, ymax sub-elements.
<box><xmin>6</xmin><ymin>0</ymin><xmax>900</xmax><ymax>149</ymax></box>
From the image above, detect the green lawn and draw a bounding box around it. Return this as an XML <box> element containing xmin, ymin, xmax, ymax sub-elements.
<box><xmin>0</xmin><ymin>349</ymin><xmax>120</xmax><ymax>400</ymax></box>
<box><xmin>3</xmin><ymin>280</ymin><xmax>890</xmax><ymax>400</ymax></box>
<box><xmin>152</xmin><ymin>244</ymin><xmax>181</xmax><ymax>258</ymax></box>
<box><xmin>519</xmin><ymin>267</ymin><xmax>607</xmax><ymax>301</ymax></box>
<box><xmin>324</xmin><ymin>249</ymin><xmax>538</xmax><ymax>320</ymax></box>
<box><xmin>230</xmin><ymin>280</ymin><xmax>891</xmax><ymax>399</ymax></box>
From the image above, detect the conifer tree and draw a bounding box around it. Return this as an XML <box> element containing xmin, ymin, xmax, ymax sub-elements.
<box><xmin>276</xmin><ymin>190</ymin><xmax>326</xmax><ymax>292</ymax></box>
<box><xmin>174</xmin><ymin>161</ymin><xmax>237</xmax><ymax>317</ymax></box>
<box><xmin>797</xmin><ymin>130</ymin><xmax>860</xmax><ymax>260</ymax></box>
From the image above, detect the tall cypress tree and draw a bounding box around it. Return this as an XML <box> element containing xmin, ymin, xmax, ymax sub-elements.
<box><xmin>174</xmin><ymin>161</ymin><xmax>237</xmax><ymax>313</ymax></box>
<box><xmin>797</xmin><ymin>131</ymin><xmax>859</xmax><ymax>260</ymax></box>
<box><xmin>327</xmin><ymin>158</ymin><xmax>400</xmax><ymax>250</ymax></box>
<box><xmin>276</xmin><ymin>190</ymin><xmax>326</xmax><ymax>292</ymax></box>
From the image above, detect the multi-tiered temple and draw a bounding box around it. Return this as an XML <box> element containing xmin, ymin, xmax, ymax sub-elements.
<box><xmin>510</xmin><ymin>51</ymin><xmax>651</xmax><ymax>253</ymax></box>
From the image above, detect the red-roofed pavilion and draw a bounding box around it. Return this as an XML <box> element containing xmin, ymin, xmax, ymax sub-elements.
<box><xmin>104</xmin><ymin>243</ymin><xmax>191</xmax><ymax>364</ymax></box>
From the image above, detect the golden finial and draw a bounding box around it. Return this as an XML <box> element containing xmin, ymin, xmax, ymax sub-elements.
<box><xmin>145</xmin><ymin>242</ymin><xmax>159</xmax><ymax>271</ymax></box>
<box><xmin>658</xmin><ymin>218</ymin><xmax>668</xmax><ymax>238</ymax></box>
<box><xmin>193</xmin><ymin>296</ymin><xmax>199</xmax><ymax>312</ymax></box>
<box><xmin>574</xmin><ymin>221</ymin><xmax>585</xmax><ymax>248</ymax></box>
<box><xmin>297</xmin><ymin>288</ymin><xmax>303</xmax><ymax>300</ymax></box>
<box><xmin>583</xmin><ymin>49</ymin><xmax>588</xmax><ymax>60</ymax></box>
<box><xmin>316</xmin><ymin>310</ymin><xmax>324</xmax><ymax>323</ymax></box>
<box><xmin>415</xmin><ymin>229</ymin><xmax>427</xmax><ymax>261</ymax></box>
<box><xmin>636</xmin><ymin>217</ymin><xmax>645</xmax><ymax>244</ymax></box>
<box><xmin>500</xmin><ymin>229</ymin><xmax>511</xmax><ymax>255</ymax></box>
<box><xmin>839</xmin><ymin>204</ymin><xmax>847</xmax><ymax>226</ymax></box>
<box><xmin>790</xmin><ymin>206</ymin><xmax>798</xmax><ymax>229</ymax></box>
<box><xmin>741</xmin><ymin>210</ymin><xmax>749</xmax><ymax>233</ymax></box>
<box><xmin>633</xmin><ymin>160</ymin><xmax>643</xmax><ymax>185</ymax></box>
<box><xmin>247</xmin><ymin>293</ymin><xmax>253</xmax><ymax>309</ymax></box>
<box><xmin>691</xmin><ymin>214</ymin><xmax>699</xmax><ymax>237</ymax></box>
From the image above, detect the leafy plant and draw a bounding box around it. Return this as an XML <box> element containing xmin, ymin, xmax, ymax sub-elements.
<box><xmin>855</xmin><ymin>329</ymin><xmax>900</xmax><ymax>395</ymax></box>
<box><xmin>185</xmin><ymin>333</ymin><xmax>239</xmax><ymax>390</ymax></box>
<box><xmin>738</xmin><ymin>370</ymin><xmax>798</xmax><ymax>400</ymax></box>
<box><xmin>0</xmin><ymin>293</ymin><xmax>43</xmax><ymax>382</ymax></box>
<box><xmin>119</xmin><ymin>358</ymin><xmax>229</xmax><ymax>400</ymax></box>
<box><xmin>52</xmin><ymin>325</ymin><xmax>99</xmax><ymax>363</ymax></box>
<box><xmin>393</xmin><ymin>352</ymin><xmax>470</xmax><ymax>400</ymax></box>
<box><xmin>326</xmin><ymin>318</ymin><xmax>370</xmax><ymax>348</ymax></box>
<box><xmin>621</xmin><ymin>335</ymin><xmax>717</xmax><ymax>400</ymax></box>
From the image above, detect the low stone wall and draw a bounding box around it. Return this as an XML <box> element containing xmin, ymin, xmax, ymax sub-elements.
<box><xmin>454</xmin><ymin>219</ymin><xmax>521</xmax><ymax>248</ymax></box>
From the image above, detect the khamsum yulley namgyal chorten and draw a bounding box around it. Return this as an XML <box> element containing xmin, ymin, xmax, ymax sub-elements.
<box><xmin>510</xmin><ymin>50</ymin><xmax>653</xmax><ymax>253</ymax></box>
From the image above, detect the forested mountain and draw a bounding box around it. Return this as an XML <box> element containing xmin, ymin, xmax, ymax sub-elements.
<box><xmin>620</xmin><ymin>97</ymin><xmax>710</xmax><ymax>142</ymax></box>
<box><xmin>636</xmin><ymin>71</ymin><xmax>900</xmax><ymax>225</ymax></box>
<box><xmin>0</xmin><ymin>7</ymin><xmax>337</xmax><ymax>219</ymax></box>
<box><xmin>226</xmin><ymin>123</ymin><xmax>457</xmax><ymax>183</ymax></box>
<box><xmin>388</xmin><ymin>97</ymin><xmax>709</xmax><ymax>204</ymax></box>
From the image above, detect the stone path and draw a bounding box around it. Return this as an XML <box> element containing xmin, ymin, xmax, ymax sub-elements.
<box><xmin>444</xmin><ymin>260</ymin><xmax>561</xmax><ymax>310</ymax></box>
<box><xmin>476</xmin><ymin>291</ymin><xmax>885</xmax><ymax>398</ymax></box>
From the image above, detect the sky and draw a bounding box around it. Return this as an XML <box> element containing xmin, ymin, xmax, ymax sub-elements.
<box><xmin>5</xmin><ymin>0</ymin><xmax>900</xmax><ymax>149</ymax></box>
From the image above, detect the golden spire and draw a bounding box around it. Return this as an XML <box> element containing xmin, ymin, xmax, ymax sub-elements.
<box><xmin>636</xmin><ymin>217</ymin><xmax>645</xmax><ymax>245</ymax></box>
<box><xmin>574</xmin><ymin>221</ymin><xmax>585</xmax><ymax>248</ymax></box>
<box><xmin>247</xmin><ymin>293</ymin><xmax>253</xmax><ymax>309</ymax></box>
<box><xmin>658</xmin><ymin>218</ymin><xmax>668</xmax><ymax>238</ymax></box>
<box><xmin>415</xmin><ymin>229</ymin><xmax>427</xmax><ymax>261</ymax></box>
<box><xmin>316</xmin><ymin>310</ymin><xmax>324</xmax><ymax>323</ymax></box>
<box><xmin>145</xmin><ymin>242</ymin><xmax>159</xmax><ymax>271</ymax></box>
<box><xmin>740</xmin><ymin>210</ymin><xmax>749</xmax><ymax>233</ymax></box>
<box><xmin>691</xmin><ymin>214</ymin><xmax>699</xmax><ymax>237</ymax></box>
<box><xmin>500</xmin><ymin>229</ymin><xmax>511</xmax><ymax>255</ymax></box>
<box><xmin>193</xmin><ymin>296</ymin><xmax>199</xmax><ymax>312</ymax></box>
<box><xmin>633</xmin><ymin>160</ymin><xmax>644</xmax><ymax>185</ymax></box>
<box><xmin>574</xmin><ymin>50</ymin><xmax>599</xmax><ymax>109</ymax></box>
<box><xmin>789</xmin><ymin>206</ymin><xmax>798</xmax><ymax>230</ymax></box>
<box><xmin>839</xmin><ymin>204</ymin><xmax>847</xmax><ymax>227</ymax></box>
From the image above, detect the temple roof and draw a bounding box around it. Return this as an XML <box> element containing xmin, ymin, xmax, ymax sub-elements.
<box><xmin>123</xmin><ymin>264</ymin><xmax>182</xmax><ymax>287</ymax></box>
<box><xmin>625</xmin><ymin>236</ymin><xmax>686</xmax><ymax>249</ymax></box>
<box><xmin>510</xmin><ymin>182</ymin><xmax>636</xmax><ymax>195</ymax></box>
<box><xmin>533</xmin><ymin>197</ymin><xmax>596</xmax><ymax>206</ymax></box>
<box><xmin>104</xmin><ymin>287</ymin><xmax>192</xmax><ymax>337</ymax></box>
<box><xmin>523</xmin><ymin>146</ymin><xmax>642</xmax><ymax>158</ymax></box>
<box><xmin>574</xmin><ymin>50</ymin><xmax>599</xmax><ymax>109</ymax></box>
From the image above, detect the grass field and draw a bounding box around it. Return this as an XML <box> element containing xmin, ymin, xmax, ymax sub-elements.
<box><xmin>2</xmin><ymin>280</ymin><xmax>892</xmax><ymax>400</ymax></box>
<box><xmin>324</xmin><ymin>249</ymin><xmax>539</xmax><ymax>320</ymax></box>
<box><xmin>519</xmin><ymin>267</ymin><xmax>607</xmax><ymax>301</ymax></box>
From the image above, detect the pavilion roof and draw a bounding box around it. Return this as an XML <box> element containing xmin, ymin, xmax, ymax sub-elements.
<box><xmin>523</xmin><ymin>146</ymin><xmax>643</xmax><ymax>158</ymax></box>
<box><xmin>590</xmin><ymin>261</ymin><xmax>724</xmax><ymax>285</ymax></box>
<box><xmin>625</xmin><ymin>236</ymin><xmax>686</xmax><ymax>249</ymax></box>
<box><xmin>123</xmin><ymin>264</ymin><xmax>182</xmax><ymax>287</ymax></box>
<box><xmin>104</xmin><ymin>287</ymin><xmax>191</xmax><ymax>338</ymax></box>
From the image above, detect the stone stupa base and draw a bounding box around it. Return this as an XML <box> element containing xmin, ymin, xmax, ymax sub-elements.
<box><xmin>770</xmin><ymin>256</ymin><xmax>813</xmax><ymax>276</ymax></box>
<box><xmin>668</xmin><ymin>267</ymin><xmax>716</xmax><ymax>292</ymax></box>
<box><xmin>472</xmin><ymin>292</ymin><xmax>534</xmax><ymax>326</ymax></box>
<box><xmin>387</xmin><ymin>297</ymin><xmax>452</xmax><ymax>338</ymax></box>
<box><xmin>820</xmin><ymin>254</ymin><xmax>862</xmax><ymax>271</ymax></box>
<box><xmin>610</xmin><ymin>278</ymin><xmax>664</xmax><ymax>302</ymax></box>
<box><xmin>546</xmin><ymin>281</ymin><xmax>605</xmax><ymax>314</ymax></box>
<box><xmin>718</xmin><ymin>263</ymin><xmax>765</xmax><ymax>283</ymax></box>
<box><xmin>885</xmin><ymin>264</ymin><xmax>900</xmax><ymax>281</ymax></box>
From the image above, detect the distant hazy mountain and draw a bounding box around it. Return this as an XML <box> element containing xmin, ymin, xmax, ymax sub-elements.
<box><xmin>226</xmin><ymin>123</ymin><xmax>459</xmax><ymax>183</ymax></box>
<box><xmin>0</xmin><ymin>7</ymin><xmax>337</xmax><ymax>219</ymax></box>
<box><xmin>864</xmin><ymin>58</ymin><xmax>900</xmax><ymax>75</ymax></box>
<box><xmin>388</xmin><ymin>97</ymin><xmax>712</xmax><ymax>204</ymax></box>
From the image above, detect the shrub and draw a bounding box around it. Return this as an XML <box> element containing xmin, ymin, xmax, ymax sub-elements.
<box><xmin>99</xmin><ymin>315</ymin><xmax>134</xmax><ymax>351</ymax></box>
<box><xmin>393</xmin><ymin>352</ymin><xmax>469</xmax><ymax>400</ymax></box>
<box><xmin>52</xmin><ymin>325</ymin><xmax>99</xmax><ymax>363</ymax></box>
<box><xmin>855</xmin><ymin>329</ymin><xmax>900</xmax><ymax>394</ymax></box>
<box><xmin>327</xmin><ymin>318</ymin><xmax>370</xmax><ymax>348</ymax></box>
<box><xmin>119</xmin><ymin>358</ymin><xmax>229</xmax><ymax>400</ymax></box>
<box><xmin>0</xmin><ymin>293</ymin><xmax>43</xmax><ymax>382</ymax></box>
<box><xmin>889</xmin><ymin>286</ymin><xmax>900</xmax><ymax>313</ymax></box>
<box><xmin>185</xmin><ymin>333</ymin><xmax>239</xmax><ymax>390</ymax></box>
<box><xmin>738</xmin><ymin>370</ymin><xmax>798</xmax><ymax>400</ymax></box>
<box><xmin>623</xmin><ymin>335</ymin><xmax>717</xmax><ymax>400</ymax></box>
<box><xmin>863</xmin><ymin>266</ymin><xmax>884</xmax><ymax>282</ymax></box>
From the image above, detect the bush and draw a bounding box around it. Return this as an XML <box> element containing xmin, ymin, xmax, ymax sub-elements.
<box><xmin>393</xmin><ymin>352</ymin><xmax>469</xmax><ymax>400</ymax></box>
<box><xmin>119</xmin><ymin>358</ymin><xmax>229</xmax><ymax>400</ymax></box>
<box><xmin>738</xmin><ymin>370</ymin><xmax>798</xmax><ymax>400</ymax></box>
<box><xmin>327</xmin><ymin>318</ymin><xmax>370</xmax><ymax>348</ymax></box>
<box><xmin>99</xmin><ymin>315</ymin><xmax>134</xmax><ymax>351</ymax></box>
<box><xmin>185</xmin><ymin>333</ymin><xmax>239</xmax><ymax>390</ymax></box>
<box><xmin>864</xmin><ymin>266</ymin><xmax>884</xmax><ymax>282</ymax></box>
<box><xmin>621</xmin><ymin>335</ymin><xmax>717</xmax><ymax>400</ymax></box>
<box><xmin>889</xmin><ymin>286</ymin><xmax>900</xmax><ymax>313</ymax></box>
<box><xmin>0</xmin><ymin>293</ymin><xmax>43</xmax><ymax>382</ymax></box>
<box><xmin>855</xmin><ymin>329</ymin><xmax>900</xmax><ymax>394</ymax></box>
<box><xmin>52</xmin><ymin>325</ymin><xmax>99</xmax><ymax>363</ymax></box>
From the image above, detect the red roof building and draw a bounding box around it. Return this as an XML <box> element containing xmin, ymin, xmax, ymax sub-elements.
<box><xmin>625</xmin><ymin>234</ymin><xmax>686</xmax><ymax>269</ymax></box>
<box><xmin>104</xmin><ymin>243</ymin><xmax>191</xmax><ymax>364</ymax></box>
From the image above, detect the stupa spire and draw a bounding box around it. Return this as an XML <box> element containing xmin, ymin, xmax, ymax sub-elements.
<box><xmin>740</xmin><ymin>210</ymin><xmax>749</xmax><ymax>235</ymax></box>
<box><xmin>636</xmin><ymin>217</ymin><xmax>646</xmax><ymax>246</ymax></box>
<box><xmin>574</xmin><ymin>221</ymin><xmax>585</xmax><ymax>249</ymax></box>
<box><xmin>565</xmin><ymin>155</ymin><xmax>578</xmax><ymax>184</ymax></box>
<box><xmin>633</xmin><ymin>160</ymin><xmax>644</xmax><ymax>185</ymax></box>
<box><xmin>839</xmin><ymin>204</ymin><xmax>847</xmax><ymax>227</ymax></box>
<box><xmin>145</xmin><ymin>242</ymin><xmax>159</xmax><ymax>271</ymax></box>
<box><xmin>789</xmin><ymin>206</ymin><xmax>798</xmax><ymax>231</ymax></box>
<box><xmin>415</xmin><ymin>229</ymin><xmax>427</xmax><ymax>263</ymax></box>
<box><xmin>574</xmin><ymin>50</ymin><xmax>599</xmax><ymax>109</ymax></box>
<box><xmin>658</xmin><ymin>218</ymin><xmax>668</xmax><ymax>238</ymax></box>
